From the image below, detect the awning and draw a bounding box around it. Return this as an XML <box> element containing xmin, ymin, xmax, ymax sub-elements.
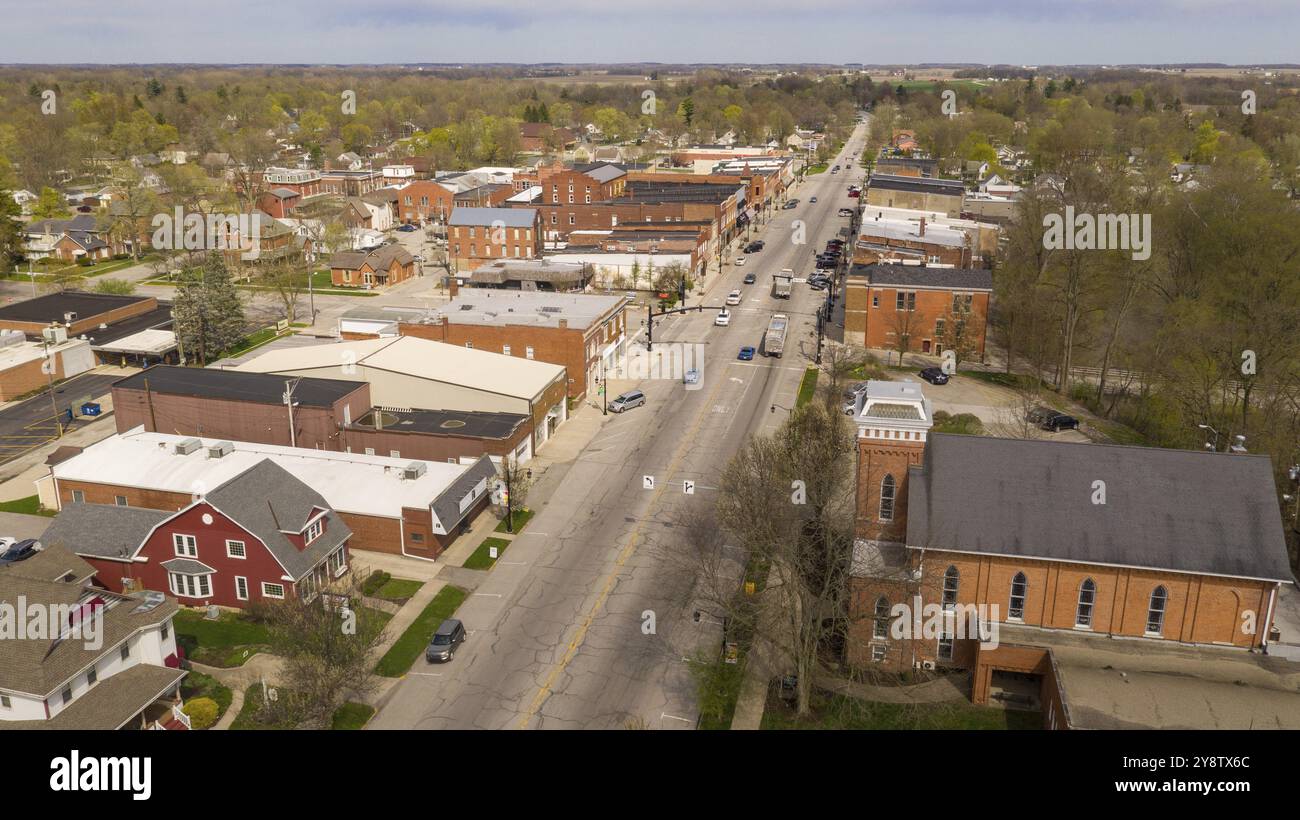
<box><xmin>95</xmin><ymin>328</ymin><xmax>177</xmax><ymax>356</ymax></box>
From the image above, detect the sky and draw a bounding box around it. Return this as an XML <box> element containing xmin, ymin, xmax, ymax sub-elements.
<box><xmin>0</xmin><ymin>0</ymin><xmax>1297</xmax><ymax>65</ymax></box>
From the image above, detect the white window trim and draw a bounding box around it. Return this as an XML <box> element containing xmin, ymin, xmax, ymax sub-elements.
<box><xmin>261</xmin><ymin>582</ymin><xmax>286</xmax><ymax>600</ymax></box>
<box><xmin>173</xmin><ymin>533</ymin><xmax>197</xmax><ymax>558</ymax></box>
<box><xmin>225</xmin><ymin>539</ymin><xmax>247</xmax><ymax>559</ymax></box>
<box><xmin>168</xmin><ymin>571</ymin><xmax>213</xmax><ymax>599</ymax></box>
<box><xmin>235</xmin><ymin>576</ymin><xmax>249</xmax><ymax>601</ymax></box>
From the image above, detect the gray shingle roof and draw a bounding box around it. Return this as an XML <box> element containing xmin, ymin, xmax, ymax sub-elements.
<box><xmin>852</xmin><ymin>263</ymin><xmax>993</xmax><ymax>291</ymax></box>
<box><xmin>431</xmin><ymin>455</ymin><xmax>497</xmax><ymax>534</ymax></box>
<box><xmin>205</xmin><ymin>460</ymin><xmax>351</xmax><ymax>580</ymax></box>
<box><xmin>907</xmin><ymin>434</ymin><xmax>1294</xmax><ymax>582</ymax></box>
<box><xmin>43</xmin><ymin>504</ymin><xmax>172</xmax><ymax>560</ymax></box>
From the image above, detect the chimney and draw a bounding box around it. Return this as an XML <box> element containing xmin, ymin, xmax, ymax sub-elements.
<box><xmin>558</xmin><ymin>318</ymin><xmax>568</xmax><ymax>329</ymax></box>
<box><xmin>919</xmin><ymin>217</ymin><xmax>926</xmax><ymax>237</ymax></box>
<box><xmin>448</xmin><ymin>277</ymin><xmax>459</xmax><ymax>297</ymax></box>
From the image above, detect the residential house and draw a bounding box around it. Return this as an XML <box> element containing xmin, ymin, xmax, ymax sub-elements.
<box><xmin>329</xmin><ymin>244</ymin><xmax>416</xmax><ymax>289</ymax></box>
<box><xmin>448</xmin><ymin>207</ymin><xmax>542</xmax><ymax>269</ymax></box>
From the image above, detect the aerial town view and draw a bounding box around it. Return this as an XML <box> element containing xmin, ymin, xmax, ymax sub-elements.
<box><xmin>0</xmin><ymin>0</ymin><xmax>1296</xmax><ymax>801</ymax></box>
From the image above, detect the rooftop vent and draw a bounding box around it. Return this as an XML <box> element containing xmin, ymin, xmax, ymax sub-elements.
<box><xmin>174</xmin><ymin>437</ymin><xmax>202</xmax><ymax>455</ymax></box>
<box><xmin>402</xmin><ymin>461</ymin><xmax>427</xmax><ymax>481</ymax></box>
<box><xmin>207</xmin><ymin>441</ymin><xmax>234</xmax><ymax>459</ymax></box>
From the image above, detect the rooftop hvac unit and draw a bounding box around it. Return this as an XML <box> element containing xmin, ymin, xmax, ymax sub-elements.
<box><xmin>0</xmin><ymin>329</ymin><xmax>24</xmax><ymax>348</ymax></box>
<box><xmin>63</xmin><ymin>311</ymin><xmax>78</xmax><ymax>323</ymax></box>
<box><xmin>42</xmin><ymin>325</ymin><xmax>68</xmax><ymax>345</ymax></box>
<box><xmin>402</xmin><ymin>461</ymin><xmax>427</xmax><ymax>481</ymax></box>
<box><xmin>173</xmin><ymin>437</ymin><xmax>202</xmax><ymax>455</ymax></box>
<box><xmin>207</xmin><ymin>441</ymin><xmax>234</xmax><ymax>459</ymax></box>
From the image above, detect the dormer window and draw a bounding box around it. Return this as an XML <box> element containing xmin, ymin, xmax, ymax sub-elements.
<box><xmin>305</xmin><ymin>518</ymin><xmax>323</xmax><ymax>544</ymax></box>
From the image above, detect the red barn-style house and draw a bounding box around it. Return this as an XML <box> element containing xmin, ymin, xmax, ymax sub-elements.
<box><xmin>42</xmin><ymin>460</ymin><xmax>352</xmax><ymax>608</ymax></box>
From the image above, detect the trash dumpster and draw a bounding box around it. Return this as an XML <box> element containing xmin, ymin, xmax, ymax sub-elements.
<box><xmin>80</xmin><ymin>402</ymin><xmax>101</xmax><ymax>417</ymax></box>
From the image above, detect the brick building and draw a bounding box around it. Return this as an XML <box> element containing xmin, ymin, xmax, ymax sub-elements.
<box><xmin>44</xmin><ymin>460</ymin><xmax>352</xmax><ymax>608</ymax></box>
<box><xmin>845</xmin><ymin>381</ymin><xmax>1296</xmax><ymax>725</ymax></box>
<box><xmin>398</xmin><ymin>292</ymin><xmax>628</xmax><ymax>400</ymax></box>
<box><xmin>865</xmin><ymin>174</ymin><xmax>966</xmax><ymax>217</ymax></box>
<box><xmin>39</xmin><ymin>429</ymin><xmax>499</xmax><ymax>562</ymax></box>
<box><xmin>261</xmin><ymin>167</ymin><xmax>322</xmax><ymax>198</ymax></box>
<box><xmin>448</xmin><ymin>207</ymin><xmax>542</xmax><ymax>269</ymax></box>
<box><xmin>0</xmin><ymin>290</ymin><xmax>177</xmax><ymax>366</ymax></box>
<box><xmin>256</xmin><ymin>187</ymin><xmax>301</xmax><ymax>219</ymax></box>
<box><xmin>395</xmin><ymin>179</ymin><xmax>456</xmax><ymax>225</ymax></box>
<box><xmin>843</xmin><ymin>264</ymin><xmax>992</xmax><ymax>359</ymax></box>
<box><xmin>852</xmin><ymin>217</ymin><xmax>974</xmax><ymax>267</ymax></box>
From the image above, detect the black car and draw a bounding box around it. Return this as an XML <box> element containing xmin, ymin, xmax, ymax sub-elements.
<box><xmin>919</xmin><ymin>367</ymin><xmax>949</xmax><ymax>385</ymax></box>
<box><xmin>0</xmin><ymin>539</ymin><xmax>40</xmax><ymax>565</ymax></box>
<box><xmin>745</xmin><ymin>240</ymin><xmax>765</xmax><ymax>253</ymax></box>
<box><xmin>1027</xmin><ymin>407</ymin><xmax>1080</xmax><ymax>432</ymax></box>
<box><xmin>809</xmin><ymin>279</ymin><xmax>830</xmax><ymax>291</ymax></box>
<box><xmin>743</xmin><ymin>272</ymin><xmax>756</xmax><ymax>284</ymax></box>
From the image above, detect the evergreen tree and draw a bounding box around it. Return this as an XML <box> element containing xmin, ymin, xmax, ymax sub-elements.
<box><xmin>172</xmin><ymin>254</ymin><xmax>246</xmax><ymax>365</ymax></box>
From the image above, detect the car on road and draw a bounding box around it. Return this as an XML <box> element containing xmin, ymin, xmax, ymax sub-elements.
<box><xmin>609</xmin><ymin>390</ymin><xmax>647</xmax><ymax>413</ymax></box>
<box><xmin>742</xmin><ymin>272</ymin><xmax>756</xmax><ymax>284</ymax></box>
<box><xmin>919</xmin><ymin>366</ymin><xmax>950</xmax><ymax>385</ymax></box>
<box><xmin>0</xmin><ymin>539</ymin><xmax>40</xmax><ymax>565</ymax></box>
<box><xmin>848</xmin><ymin>189</ymin><xmax>860</xmax><ymax>198</ymax></box>
<box><xmin>1027</xmin><ymin>406</ymin><xmax>1080</xmax><ymax>432</ymax></box>
<box><xmin>783</xmin><ymin>199</ymin><xmax>799</xmax><ymax>210</ymax></box>
<box><xmin>838</xmin><ymin>208</ymin><xmax>854</xmax><ymax>217</ymax></box>
<box><xmin>737</xmin><ymin>346</ymin><xmax>756</xmax><ymax>361</ymax></box>
<box><xmin>808</xmin><ymin>273</ymin><xmax>831</xmax><ymax>286</ymax></box>
<box><xmin>396</xmin><ymin>224</ymin><xmax>417</xmax><ymax>232</ymax></box>
<box><xmin>726</xmin><ymin>290</ymin><xmax>742</xmax><ymax>305</ymax></box>
<box><xmin>809</xmin><ymin>280</ymin><xmax>830</xmax><ymax>291</ymax></box>
<box><xmin>734</xmin><ymin>256</ymin><xmax>746</xmax><ymax>266</ymax></box>
<box><xmin>425</xmin><ymin>618</ymin><xmax>466</xmax><ymax>663</ymax></box>
<box><xmin>714</xmin><ymin>309</ymin><xmax>731</xmax><ymax>326</ymax></box>
<box><xmin>745</xmin><ymin>240</ymin><xmax>765</xmax><ymax>253</ymax></box>
<box><xmin>809</xmin><ymin>196</ymin><xmax>818</xmax><ymax>203</ymax></box>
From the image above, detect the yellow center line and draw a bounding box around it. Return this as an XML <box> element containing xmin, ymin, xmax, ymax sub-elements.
<box><xmin>516</xmin><ymin>336</ymin><xmax>741</xmax><ymax>728</ymax></box>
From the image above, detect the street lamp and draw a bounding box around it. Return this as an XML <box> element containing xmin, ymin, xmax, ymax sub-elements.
<box><xmin>1197</xmin><ymin>423</ymin><xmax>1219</xmax><ymax>451</ymax></box>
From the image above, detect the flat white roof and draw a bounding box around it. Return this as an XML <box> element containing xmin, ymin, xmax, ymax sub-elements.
<box><xmin>96</xmin><ymin>328</ymin><xmax>177</xmax><ymax>355</ymax></box>
<box><xmin>53</xmin><ymin>428</ymin><xmax>475</xmax><ymax>521</ymax></box>
<box><xmin>234</xmin><ymin>336</ymin><xmax>565</xmax><ymax>400</ymax></box>
<box><xmin>0</xmin><ymin>337</ymin><xmax>87</xmax><ymax>371</ymax></box>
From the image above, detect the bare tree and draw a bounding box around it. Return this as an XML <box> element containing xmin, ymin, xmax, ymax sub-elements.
<box><xmin>250</xmin><ymin>571</ymin><xmax>389</xmax><ymax>728</ymax></box>
<box><xmin>496</xmin><ymin>453</ymin><xmax>532</xmax><ymax>534</ymax></box>
<box><xmin>885</xmin><ymin>297</ymin><xmax>928</xmax><ymax>366</ymax></box>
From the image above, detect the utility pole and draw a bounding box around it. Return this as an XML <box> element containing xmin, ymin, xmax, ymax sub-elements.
<box><xmin>283</xmin><ymin>377</ymin><xmax>301</xmax><ymax>447</ymax></box>
<box><xmin>41</xmin><ymin>331</ymin><xmax>63</xmax><ymax>438</ymax></box>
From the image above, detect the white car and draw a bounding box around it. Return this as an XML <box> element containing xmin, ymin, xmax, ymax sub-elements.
<box><xmin>735</xmin><ymin>256</ymin><xmax>746</xmax><ymax>266</ymax></box>
<box><xmin>714</xmin><ymin>309</ymin><xmax>731</xmax><ymax>327</ymax></box>
<box><xmin>726</xmin><ymin>290</ymin><xmax>742</xmax><ymax>306</ymax></box>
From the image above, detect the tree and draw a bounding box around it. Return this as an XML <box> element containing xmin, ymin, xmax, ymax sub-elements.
<box><xmin>496</xmin><ymin>453</ymin><xmax>532</xmax><ymax>534</ymax></box>
<box><xmin>257</xmin><ymin>256</ymin><xmax>307</xmax><ymax>324</ymax></box>
<box><xmin>30</xmin><ymin>187</ymin><xmax>68</xmax><ymax>220</ymax></box>
<box><xmin>92</xmin><ymin>278</ymin><xmax>136</xmax><ymax>295</ymax></box>
<box><xmin>251</xmin><ymin>571</ymin><xmax>389</xmax><ymax>728</ymax></box>
<box><xmin>172</xmin><ymin>253</ymin><xmax>246</xmax><ymax>365</ymax></box>
<box><xmin>885</xmin><ymin>294</ymin><xmax>928</xmax><ymax>366</ymax></box>
<box><xmin>0</xmin><ymin>163</ymin><xmax>23</xmax><ymax>268</ymax></box>
<box><xmin>694</xmin><ymin>401</ymin><xmax>857</xmax><ymax>716</ymax></box>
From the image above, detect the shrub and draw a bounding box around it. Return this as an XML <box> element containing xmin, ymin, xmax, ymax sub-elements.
<box><xmin>361</xmin><ymin>570</ymin><xmax>391</xmax><ymax>596</ymax></box>
<box><xmin>183</xmin><ymin>696</ymin><xmax>220</xmax><ymax>729</ymax></box>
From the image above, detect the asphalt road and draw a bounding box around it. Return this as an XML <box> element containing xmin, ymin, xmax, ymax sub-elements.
<box><xmin>369</xmin><ymin>124</ymin><xmax>872</xmax><ymax>730</ymax></box>
<box><xmin>0</xmin><ymin>372</ymin><xmax>121</xmax><ymax>464</ymax></box>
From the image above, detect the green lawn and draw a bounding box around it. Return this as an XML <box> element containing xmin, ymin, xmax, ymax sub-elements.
<box><xmin>331</xmin><ymin>701</ymin><xmax>375</xmax><ymax>730</ymax></box>
<box><xmin>931</xmin><ymin>411</ymin><xmax>984</xmax><ymax>435</ymax></box>
<box><xmin>762</xmin><ymin>689</ymin><xmax>1041</xmax><ymax>730</ymax></box>
<box><xmin>174</xmin><ymin>610</ymin><xmax>275</xmax><ymax>668</ymax></box>
<box><xmin>231</xmin><ymin>684</ymin><xmax>299</xmax><ymax>730</ymax></box>
<box><xmin>494</xmin><ymin>508</ymin><xmax>534</xmax><ymax>533</ymax></box>
<box><xmin>463</xmin><ymin>537</ymin><xmax>511</xmax><ymax>570</ymax></box>
<box><xmin>796</xmin><ymin>367</ymin><xmax>819</xmax><ymax>407</ymax></box>
<box><xmin>694</xmin><ymin>653</ymin><xmax>748</xmax><ymax>730</ymax></box>
<box><xmin>805</xmin><ymin>162</ymin><xmax>829</xmax><ymax>174</ymax></box>
<box><xmin>220</xmin><ymin>326</ymin><xmax>287</xmax><ymax>359</ymax></box>
<box><xmin>0</xmin><ymin>495</ymin><xmax>56</xmax><ymax>517</ymax></box>
<box><xmin>375</xmin><ymin>577</ymin><xmax>424</xmax><ymax>603</ymax></box>
<box><xmin>374</xmin><ymin>585</ymin><xmax>468</xmax><ymax>677</ymax></box>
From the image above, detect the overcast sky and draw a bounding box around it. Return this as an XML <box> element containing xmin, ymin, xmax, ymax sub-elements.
<box><xmin>1</xmin><ymin>0</ymin><xmax>1297</xmax><ymax>65</ymax></box>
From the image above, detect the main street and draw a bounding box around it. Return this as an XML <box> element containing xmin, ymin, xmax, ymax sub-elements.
<box><xmin>370</xmin><ymin>122</ymin><xmax>870</xmax><ymax>729</ymax></box>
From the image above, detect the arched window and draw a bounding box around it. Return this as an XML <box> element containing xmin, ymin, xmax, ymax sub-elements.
<box><xmin>1075</xmin><ymin>578</ymin><xmax>1097</xmax><ymax>628</ymax></box>
<box><xmin>1008</xmin><ymin>572</ymin><xmax>1027</xmax><ymax>621</ymax></box>
<box><xmin>873</xmin><ymin>596</ymin><xmax>890</xmax><ymax>640</ymax></box>
<box><xmin>942</xmin><ymin>566</ymin><xmax>959</xmax><ymax>609</ymax></box>
<box><xmin>879</xmin><ymin>474</ymin><xmax>896</xmax><ymax>521</ymax></box>
<box><xmin>1146</xmin><ymin>586</ymin><xmax>1168</xmax><ymax>636</ymax></box>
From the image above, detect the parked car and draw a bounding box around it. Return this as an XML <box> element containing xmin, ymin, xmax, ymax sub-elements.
<box><xmin>726</xmin><ymin>290</ymin><xmax>742</xmax><ymax>306</ymax></box>
<box><xmin>743</xmin><ymin>272</ymin><xmax>757</xmax><ymax>284</ymax></box>
<box><xmin>848</xmin><ymin>189</ymin><xmax>860</xmax><ymax>198</ymax></box>
<box><xmin>1027</xmin><ymin>407</ymin><xmax>1080</xmax><ymax>432</ymax></box>
<box><xmin>838</xmin><ymin>208</ymin><xmax>855</xmax><ymax>217</ymax></box>
<box><xmin>843</xmin><ymin>381</ymin><xmax>869</xmax><ymax>401</ymax></box>
<box><xmin>714</xmin><ymin>309</ymin><xmax>731</xmax><ymax>327</ymax></box>
<box><xmin>809</xmin><ymin>196</ymin><xmax>818</xmax><ymax>203</ymax></box>
<box><xmin>738</xmin><ymin>346</ymin><xmax>756</xmax><ymax>361</ymax></box>
<box><xmin>783</xmin><ymin>199</ymin><xmax>799</xmax><ymax>210</ymax></box>
<box><xmin>745</xmin><ymin>240</ymin><xmax>765</xmax><ymax>252</ymax></box>
<box><xmin>919</xmin><ymin>366</ymin><xmax>950</xmax><ymax>385</ymax></box>
<box><xmin>609</xmin><ymin>390</ymin><xmax>647</xmax><ymax>413</ymax></box>
<box><xmin>0</xmin><ymin>539</ymin><xmax>40</xmax><ymax>565</ymax></box>
<box><xmin>425</xmin><ymin>618</ymin><xmax>466</xmax><ymax>663</ymax></box>
<box><xmin>809</xmin><ymin>279</ymin><xmax>830</xmax><ymax>291</ymax></box>
<box><xmin>734</xmin><ymin>256</ymin><xmax>746</xmax><ymax>266</ymax></box>
<box><xmin>684</xmin><ymin>369</ymin><xmax>700</xmax><ymax>385</ymax></box>
<box><xmin>396</xmin><ymin>224</ymin><xmax>418</xmax><ymax>232</ymax></box>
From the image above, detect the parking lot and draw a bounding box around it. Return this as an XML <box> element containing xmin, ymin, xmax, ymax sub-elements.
<box><xmin>0</xmin><ymin>372</ymin><xmax>121</xmax><ymax>465</ymax></box>
<box><xmin>922</xmin><ymin>370</ymin><xmax>1091</xmax><ymax>443</ymax></box>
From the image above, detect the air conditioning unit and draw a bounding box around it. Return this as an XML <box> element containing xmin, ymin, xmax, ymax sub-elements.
<box><xmin>207</xmin><ymin>441</ymin><xmax>234</xmax><ymax>459</ymax></box>
<box><xmin>921</xmin><ymin>661</ymin><xmax>936</xmax><ymax>671</ymax></box>
<box><xmin>402</xmin><ymin>461</ymin><xmax>427</xmax><ymax>481</ymax></box>
<box><xmin>173</xmin><ymin>438</ymin><xmax>202</xmax><ymax>455</ymax></box>
<box><xmin>42</xmin><ymin>325</ymin><xmax>68</xmax><ymax>345</ymax></box>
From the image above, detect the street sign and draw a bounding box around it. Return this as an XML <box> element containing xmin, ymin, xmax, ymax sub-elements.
<box><xmin>489</xmin><ymin>545</ymin><xmax>498</xmax><ymax>559</ymax></box>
